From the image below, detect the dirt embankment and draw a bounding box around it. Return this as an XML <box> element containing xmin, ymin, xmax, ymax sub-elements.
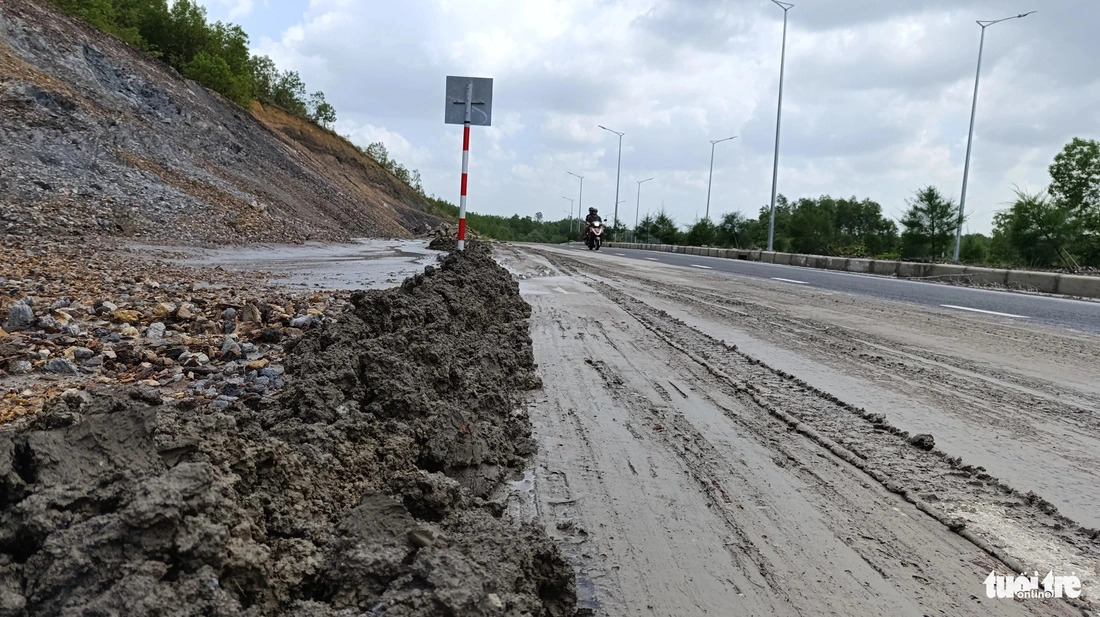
<box><xmin>0</xmin><ymin>0</ymin><xmax>445</xmax><ymax>244</ymax></box>
<box><xmin>0</xmin><ymin>243</ymin><xmax>575</xmax><ymax>616</ymax></box>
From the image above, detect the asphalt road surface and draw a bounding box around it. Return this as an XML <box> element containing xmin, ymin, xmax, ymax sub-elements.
<box><xmin>562</xmin><ymin>243</ymin><xmax>1100</xmax><ymax>335</ymax></box>
<box><xmin>497</xmin><ymin>243</ymin><xmax>1098</xmax><ymax>617</ymax></box>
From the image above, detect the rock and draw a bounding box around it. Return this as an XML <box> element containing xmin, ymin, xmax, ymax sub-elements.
<box><xmin>176</xmin><ymin>306</ymin><xmax>194</xmax><ymax>320</ymax></box>
<box><xmin>119</xmin><ymin>325</ymin><xmax>140</xmax><ymax>338</ymax></box>
<box><xmin>290</xmin><ymin>314</ymin><xmax>320</xmax><ymax>329</ymax></box>
<box><xmin>153</xmin><ymin>302</ymin><xmax>176</xmax><ymax>318</ymax></box>
<box><xmin>0</xmin><ymin>327</ymin><xmax>7</xmax><ymax>338</ymax></box>
<box><xmin>61</xmin><ymin>324</ymin><xmax>81</xmax><ymax>336</ymax></box>
<box><xmin>71</xmin><ymin>346</ymin><xmax>95</xmax><ymax>360</ymax></box>
<box><xmin>96</xmin><ymin>300</ymin><xmax>118</xmax><ymax>315</ymax></box>
<box><xmin>221</xmin><ymin>307</ymin><xmax>237</xmax><ymax>320</ymax></box>
<box><xmin>240</xmin><ymin>342</ymin><xmax>256</xmax><ymax>354</ymax></box>
<box><xmin>908</xmin><ymin>433</ymin><xmax>935</xmax><ymax>451</ymax></box>
<box><xmin>45</xmin><ymin>358</ymin><xmax>81</xmax><ymax>375</ymax></box>
<box><xmin>239</xmin><ymin>303</ymin><xmax>261</xmax><ymax>322</ymax></box>
<box><xmin>5</xmin><ymin>302</ymin><xmax>34</xmax><ymax>331</ymax></box>
<box><xmin>247</xmin><ymin>358</ymin><xmax>269</xmax><ymax>370</ymax></box>
<box><xmin>112</xmin><ymin>309</ymin><xmax>140</xmax><ymax>323</ymax></box>
<box><xmin>221</xmin><ymin>340</ymin><xmax>243</xmax><ymax>361</ymax></box>
<box><xmin>257</xmin><ymin>327</ymin><xmax>282</xmax><ymax>343</ymax></box>
<box><xmin>7</xmin><ymin>359</ymin><xmax>32</xmax><ymax>374</ymax></box>
<box><xmin>147</xmin><ymin>322</ymin><xmax>167</xmax><ymax>340</ymax></box>
<box><xmin>37</xmin><ymin>315</ymin><xmax>61</xmax><ymax>332</ymax></box>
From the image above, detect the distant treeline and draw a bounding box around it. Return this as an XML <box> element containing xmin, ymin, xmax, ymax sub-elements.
<box><xmin>431</xmin><ymin>137</ymin><xmax>1100</xmax><ymax>269</ymax></box>
<box><xmin>50</xmin><ymin>0</ymin><xmax>335</xmax><ymax>126</ymax></box>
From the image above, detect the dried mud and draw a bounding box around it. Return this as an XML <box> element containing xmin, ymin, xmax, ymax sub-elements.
<box><xmin>0</xmin><ymin>242</ymin><xmax>575</xmax><ymax>617</ymax></box>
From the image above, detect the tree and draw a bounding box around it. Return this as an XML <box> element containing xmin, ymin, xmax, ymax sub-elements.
<box><xmin>1047</xmin><ymin>137</ymin><xmax>1100</xmax><ymax>264</ymax></box>
<box><xmin>635</xmin><ymin>214</ymin><xmax>657</xmax><ymax>242</ymax></box>
<box><xmin>309</xmin><ymin>91</ymin><xmax>336</xmax><ymax>128</ymax></box>
<box><xmin>651</xmin><ymin>211</ymin><xmax>681</xmax><ymax>244</ymax></box>
<box><xmin>684</xmin><ymin>218</ymin><xmax>717</xmax><ymax>246</ymax></box>
<box><xmin>991</xmin><ymin>189</ymin><xmax>1078</xmax><ymax>267</ymax></box>
<box><xmin>183</xmin><ymin>51</ymin><xmax>252</xmax><ymax>107</ymax></box>
<box><xmin>716</xmin><ymin>211</ymin><xmax>754</xmax><ymax>248</ymax></box>
<box><xmin>900</xmin><ymin>186</ymin><xmax>958</xmax><ymax>260</ymax></box>
<box><xmin>364</xmin><ymin>142</ymin><xmax>390</xmax><ymax>168</ymax></box>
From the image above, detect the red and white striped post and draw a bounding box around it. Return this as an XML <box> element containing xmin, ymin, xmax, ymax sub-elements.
<box><xmin>458</xmin><ymin>82</ymin><xmax>472</xmax><ymax>251</ymax></box>
<box><xmin>445</xmin><ymin>76</ymin><xmax>492</xmax><ymax>251</ymax></box>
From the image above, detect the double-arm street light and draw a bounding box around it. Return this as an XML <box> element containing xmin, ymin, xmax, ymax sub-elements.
<box><xmin>705</xmin><ymin>136</ymin><xmax>737</xmax><ymax>221</ymax></box>
<box><xmin>561</xmin><ymin>196</ymin><xmax>575</xmax><ymax>234</ymax></box>
<box><xmin>767</xmin><ymin>0</ymin><xmax>793</xmax><ymax>252</ymax></box>
<box><xmin>598</xmin><ymin>125</ymin><xmax>625</xmax><ymax>237</ymax></box>
<box><xmin>566</xmin><ymin>171</ymin><xmax>584</xmax><ymax>236</ymax></box>
<box><xmin>635</xmin><ymin>177</ymin><xmax>654</xmax><ymax>241</ymax></box>
<box><xmin>952</xmin><ymin>11</ymin><xmax>1035</xmax><ymax>262</ymax></box>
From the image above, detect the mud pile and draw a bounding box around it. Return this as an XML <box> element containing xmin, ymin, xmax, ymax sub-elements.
<box><xmin>0</xmin><ymin>243</ymin><xmax>574</xmax><ymax>617</ymax></box>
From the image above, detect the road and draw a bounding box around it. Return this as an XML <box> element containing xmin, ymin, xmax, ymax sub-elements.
<box><xmin>564</xmin><ymin>244</ymin><xmax>1100</xmax><ymax>334</ymax></box>
<box><xmin>497</xmin><ymin>243</ymin><xmax>1098</xmax><ymax>617</ymax></box>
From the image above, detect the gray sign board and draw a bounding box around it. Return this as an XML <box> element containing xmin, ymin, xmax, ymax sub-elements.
<box><xmin>445</xmin><ymin>76</ymin><xmax>493</xmax><ymax>126</ymax></box>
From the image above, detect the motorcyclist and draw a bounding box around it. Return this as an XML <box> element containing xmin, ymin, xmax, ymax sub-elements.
<box><xmin>583</xmin><ymin>207</ymin><xmax>603</xmax><ymax>244</ymax></box>
<box><xmin>585</xmin><ymin>207</ymin><xmax>602</xmax><ymax>226</ymax></box>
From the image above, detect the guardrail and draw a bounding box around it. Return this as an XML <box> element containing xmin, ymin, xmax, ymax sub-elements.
<box><xmin>604</xmin><ymin>242</ymin><xmax>1100</xmax><ymax>300</ymax></box>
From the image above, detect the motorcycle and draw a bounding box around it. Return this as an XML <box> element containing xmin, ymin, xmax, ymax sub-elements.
<box><xmin>585</xmin><ymin>221</ymin><xmax>603</xmax><ymax>250</ymax></box>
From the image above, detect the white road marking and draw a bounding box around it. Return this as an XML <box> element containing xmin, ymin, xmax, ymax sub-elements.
<box><xmin>645</xmin><ymin>258</ymin><xmax>659</xmax><ymax>261</ymax></box>
<box><xmin>615</xmin><ymin>253</ymin><xmax>626</xmax><ymax>256</ymax></box>
<box><xmin>552</xmin><ymin>287</ymin><xmax>572</xmax><ymax>295</ymax></box>
<box><xmin>940</xmin><ymin>304</ymin><xmax>1030</xmax><ymax>319</ymax></box>
<box><xmin>690</xmin><ymin>264</ymin><xmax>712</xmax><ymax>269</ymax></box>
<box><xmin>771</xmin><ymin>277</ymin><xmax>808</xmax><ymax>285</ymax></box>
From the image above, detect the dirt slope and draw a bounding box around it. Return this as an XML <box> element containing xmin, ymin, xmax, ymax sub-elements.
<box><xmin>0</xmin><ymin>0</ymin><xmax>445</xmax><ymax>244</ymax></box>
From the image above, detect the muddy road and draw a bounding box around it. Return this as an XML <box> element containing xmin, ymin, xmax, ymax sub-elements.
<box><xmin>498</xmin><ymin>244</ymin><xmax>1098</xmax><ymax>617</ymax></box>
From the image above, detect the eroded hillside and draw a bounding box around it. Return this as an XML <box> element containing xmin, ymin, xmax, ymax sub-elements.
<box><xmin>0</xmin><ymin>0</ymin><xmax>444</xmax><ymax>244</ymax></box>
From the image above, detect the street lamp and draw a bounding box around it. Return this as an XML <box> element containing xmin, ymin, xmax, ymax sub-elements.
<box><xmin>561</xmin><ymin>196</ymin><xmax>574</xmax><ymax>234</ymax></box>
<box><xmin>635</xmin><ymin>177</ymin><xmax>654</xmax><ymax>242</ymax></box>
<box><xmin>952</xmin><ymin>11</ymin><xmax>1035</xmax><ymax>262</ymax></box>
<box><xmin>767</xmin><ymin>0</ymin><xmax>793</xmax><ymax>252</ymax></box>
<box><xmin>598</xmin><ymin>125</ymin><xmax>625</xmax><ymax>238</ymax></box>
<box><xmin>705</xmin><ymin>136</ymin><xmax>737</xmax><ymax>221</ymax></box>
<box><xmin>566</xmin><ymin>171</ymin><xmax>584</xmax><ymax>236</ymax></box>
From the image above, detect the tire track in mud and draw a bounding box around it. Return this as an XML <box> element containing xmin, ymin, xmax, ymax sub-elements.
<box><xmin>541</xmin><ymin>250</ymin><xmax>1100</xmax><ymax>611</ymax></box>
<box><xmin>620</xmin><ymin>267</ymin><xmax>1099</xmax><ymax>428</ymax></box>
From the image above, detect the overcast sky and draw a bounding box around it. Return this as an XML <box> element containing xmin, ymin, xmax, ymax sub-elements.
<box><xmin>195</xmin><ymin>0</ymin><xmax>1100</xmax><ymax>234</ymax></box>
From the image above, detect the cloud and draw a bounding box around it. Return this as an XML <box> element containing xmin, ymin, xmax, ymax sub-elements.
<box><xmin>220</xmin><ymin>0</ymin><xmax>1099</xmax><ymax>233</ymax></box>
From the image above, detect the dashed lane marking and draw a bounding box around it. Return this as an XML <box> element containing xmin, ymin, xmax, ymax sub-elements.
<box><xmin>771</xmin><ymin>277</ymin><xmax>808</xmax><ymax>285</ymax></box>
<box><xmin>690</xmin><ymin>264</ymin><xmax>712</xmax><ymax>269</ymax></box>
<box><xmin>940</xmin><ymin>304</ymin><xmax>1030</xmax><ymax>319</ymax></box>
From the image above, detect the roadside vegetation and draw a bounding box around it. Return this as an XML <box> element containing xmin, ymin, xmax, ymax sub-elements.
<box><xmin>50</xmin><ymin>0</ymin><xmax>336</xmax><ymax>125</ymax></box>
<box><xmin>423</xmin><ymin>137</ymin><xmax>1100</xmax><ymax>269</ymax></box>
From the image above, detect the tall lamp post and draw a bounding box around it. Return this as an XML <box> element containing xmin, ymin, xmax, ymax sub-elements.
<box><xmin>566</xmin><ymin>171</ymin><xmax>584</xmax><ymax>238</ymax></box>
<box><xmin>705</xmin><ymin>136</ymin><xmax>737</xmax><ymax>221</ymax></box>
<box><xmin>952</xmin><ymin>11</ymin><xmax>1035</xmax><ymax>262</ymax></box>
<box><xmin>598</xmin><ymin>125</ymin><xmax>625</xmax><ymax>239</ymax></box>
<box><xmin>561</xmin><ymin>196</ymin><xmax>575</xmax><ymax>235</ymax></box>
<box><xmin>767</xmin><ymin>0</ymin><xmax>793</xmax><ymax>252</ymax></box>
<box><xmin>635</xmin><ymin>177</ymin><xmax>654</xmax><ymax>242</ymax></box>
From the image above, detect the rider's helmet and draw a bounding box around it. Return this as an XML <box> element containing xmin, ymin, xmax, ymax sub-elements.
<box><xmin>589</xmin><ymin>207</ymin><xmax>597</xmax><ymax>214</ymax></box>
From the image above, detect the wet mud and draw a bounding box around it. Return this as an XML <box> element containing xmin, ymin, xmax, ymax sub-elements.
<box><xmin>0</xmin><ymin>242</ymin><xmax>575</xmax><ymax>617</ymax></box>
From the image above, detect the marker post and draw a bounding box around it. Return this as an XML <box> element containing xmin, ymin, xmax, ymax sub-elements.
<box><xmin>445</xmin><ymin>76</ymin><xmax>493</xmax><ymax>251</ymax></box>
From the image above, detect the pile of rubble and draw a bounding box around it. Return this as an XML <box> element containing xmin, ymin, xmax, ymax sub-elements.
<box><xmin>0</xmin><ymin>235</ymin><xmax>347</xmax><ymax>423</ymax></box>
<box><xmin>0</xmin><ymin>240</ymin><xmax>576</xmax><ymax>616</ymax></box>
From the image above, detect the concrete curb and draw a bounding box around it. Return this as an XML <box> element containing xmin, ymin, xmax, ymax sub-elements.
<box><xmin>605</xmin><ymin>242</ymin><xmax>1100</xmax><ymax>300</ymax></box>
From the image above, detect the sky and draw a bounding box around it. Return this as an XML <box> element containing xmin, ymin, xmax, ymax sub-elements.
<box><xmin>194</xmin><ymin>0</ymin><xmax>1100</xmax><ymax>234</ymax></box>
